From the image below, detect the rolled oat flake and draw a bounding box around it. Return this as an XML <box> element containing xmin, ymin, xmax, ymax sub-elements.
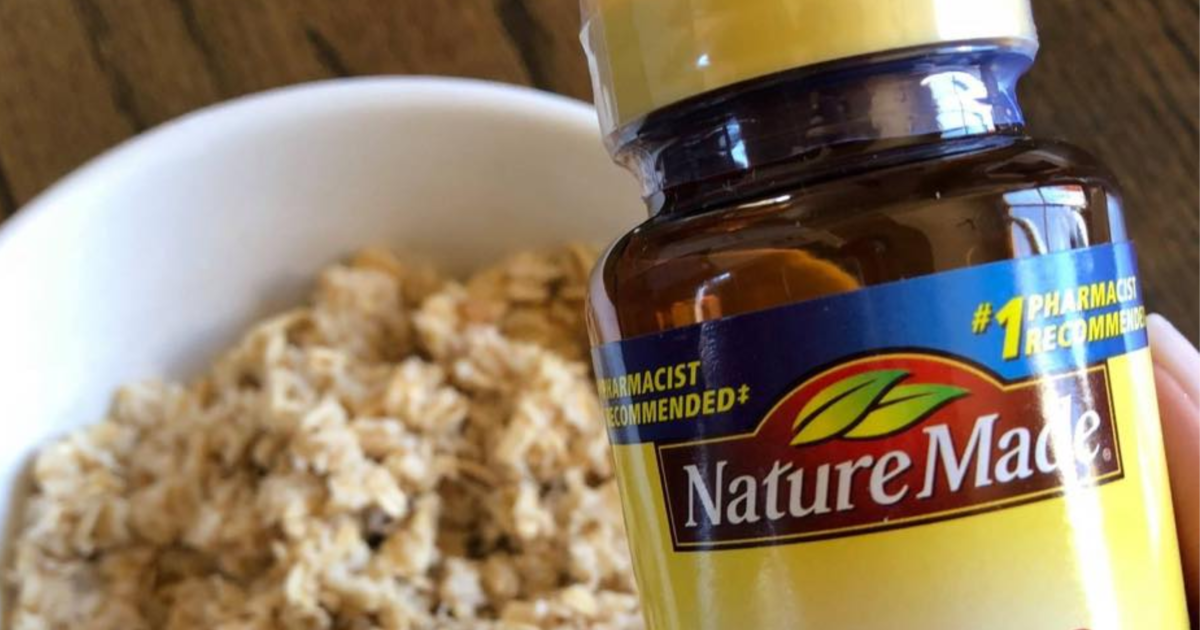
<box><xmin>580</xmin><ymin>0</ymin><xmax>1190</xmax><ymax>628</ymax></box>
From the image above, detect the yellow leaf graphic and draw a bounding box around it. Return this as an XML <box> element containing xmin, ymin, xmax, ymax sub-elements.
<box><xmin>844</xmin><ymin>383</ymin><xmax>969</xmax><ymax>440</ymax></box>
<box><xmin>791</xmin><ymin>370</ymin><xmax>908</xmax><ymax>446</ymax></box>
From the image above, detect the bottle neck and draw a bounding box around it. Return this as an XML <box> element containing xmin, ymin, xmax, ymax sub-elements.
<box><xmin>610</xmin><ymin>42</ymin><xmax>1036</xmax><ymax>217</ymax></box>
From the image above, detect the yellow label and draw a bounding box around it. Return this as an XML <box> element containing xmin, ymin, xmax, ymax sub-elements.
<box><xmin>611</xmin><ymin>349</ymin><xmax>1187</xmax><ymax>629</ymax></box>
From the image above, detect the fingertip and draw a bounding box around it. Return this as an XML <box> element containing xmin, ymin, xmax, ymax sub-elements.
<box><xmin>1149</xmin><ymin>314</ymin><xmax>1200</xmax><ymax>407</ymax></box>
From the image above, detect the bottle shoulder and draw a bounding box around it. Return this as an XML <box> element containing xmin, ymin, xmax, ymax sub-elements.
<box><xmin>590</xmin><ymin>137</ymin><xmax>1129</xmax><ymax>342</ymax></box>
<box><xmin>604</xmin><ymin>138</ymin><xmax>1123</xmax><ymax>267</ymax></box>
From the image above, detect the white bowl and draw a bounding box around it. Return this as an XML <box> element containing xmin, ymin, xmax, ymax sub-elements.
<box><xmin>0</xmin><ymin>78</ymin><xmax>643</xmax><ymax>557</ymax></box>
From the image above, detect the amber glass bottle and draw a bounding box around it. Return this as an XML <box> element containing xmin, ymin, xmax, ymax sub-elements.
<box><xmin>582</xmin><ymin>1</ymin><xmax>1188</xmax><ymax>629</ymax></box>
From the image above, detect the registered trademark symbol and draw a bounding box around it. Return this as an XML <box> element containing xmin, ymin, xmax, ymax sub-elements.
<box><xmin>1102</xmin><ymin>448</ymin><xmax>1112</xmax><ymax>462</ymax></box>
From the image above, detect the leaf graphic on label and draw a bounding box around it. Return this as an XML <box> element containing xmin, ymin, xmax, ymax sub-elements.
<box><xmin>791</xmin><ymin>370</ymin><xmax>908</xmax><ymax>446</ymax></box>
<box><xmin>843</xmin><ymin>383</ymin><xmax>969</xmax><ymax>439</ymax></box>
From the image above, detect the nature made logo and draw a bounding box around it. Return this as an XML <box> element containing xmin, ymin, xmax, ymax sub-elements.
<box><xmin>657</xmin><ymin>354</ymin><xmax>1123</xmax><ymax>551</ymax></box>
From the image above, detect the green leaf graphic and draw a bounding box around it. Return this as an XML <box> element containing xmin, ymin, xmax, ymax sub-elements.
<box><xmin>843</xmin><ymin>383</ymin><xmax>969</xmax><ymax>440</ymax></box>
<box><xmin>791</xmin><ymin>370</ymin><xmax>908</xmax><ymax>446</ymax></box>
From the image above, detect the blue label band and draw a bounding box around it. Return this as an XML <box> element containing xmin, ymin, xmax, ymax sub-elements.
<box><xmin>593</xmin><ymin>242</ymin><xmax>1147</xmax><ymax>445</ymax></box>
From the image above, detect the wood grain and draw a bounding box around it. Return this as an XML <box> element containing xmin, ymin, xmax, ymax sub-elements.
<box><xmin>0</xmin><ymin>0</ymin><xmax>1195</xmax><ymax>340</ymax></box>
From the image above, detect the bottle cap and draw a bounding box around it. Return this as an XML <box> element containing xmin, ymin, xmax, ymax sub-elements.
<box><xmin>581</xmin><ymin>0</ymin><xmax>1038</xmax><ymax>133</ymax></box>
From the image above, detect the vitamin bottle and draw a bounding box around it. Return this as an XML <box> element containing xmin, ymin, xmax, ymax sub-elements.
<box><xmin>581</xmin><ymin>1</ymin><xmax>1190</xmax><ymax>628</ymax></box>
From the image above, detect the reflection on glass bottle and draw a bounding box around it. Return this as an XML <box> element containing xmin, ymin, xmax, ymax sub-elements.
<box><xmin>921</xmin><ymin>70</ymin><xmax>997</xmax><ymax>137</ymax></box>
<box><xmin>1005</xmin><ymin>185</ymin><xmax>1092</xmax><ymax>257</ymax></box>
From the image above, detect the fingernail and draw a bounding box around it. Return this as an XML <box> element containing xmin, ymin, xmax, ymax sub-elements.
<box><xmin>1148</xmin><ymin>314</ymin><xmax>1199</xmax><ymax>406</ymax></box>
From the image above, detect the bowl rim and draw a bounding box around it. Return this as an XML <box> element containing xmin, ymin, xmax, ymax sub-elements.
<box><xmin>0</xmin><ymin>76</ymin><xmax>602</xmax><ymax>255</ymax></box>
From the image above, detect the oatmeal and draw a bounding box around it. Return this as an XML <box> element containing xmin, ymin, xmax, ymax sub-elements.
<box><xmin>8</xmin><ymin>245</ymin><xmax>641</xmax><ymax>630</ymax></box>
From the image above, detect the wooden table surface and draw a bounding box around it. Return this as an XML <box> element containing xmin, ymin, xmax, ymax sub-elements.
<box><xmin>0</xmin><ymin>0</ymin><xmax>1196</xmax><ymax>340</ymax></box>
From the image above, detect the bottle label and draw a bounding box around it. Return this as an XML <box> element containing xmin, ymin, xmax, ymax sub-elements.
<box><xmin>593</xmin><ymin>242</ymin><xmax>1188</xmax><ymax>629</ymax></box>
